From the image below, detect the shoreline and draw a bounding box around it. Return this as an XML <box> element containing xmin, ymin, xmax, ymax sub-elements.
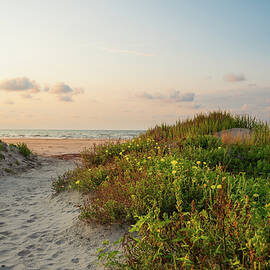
<box><xmin>1</xmin><ymin>138</ymin><xmax>123</xmax><ymax>157</ymax></box>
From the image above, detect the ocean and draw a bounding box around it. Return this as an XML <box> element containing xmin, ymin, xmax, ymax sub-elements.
<box><xmin>0</xmin><ymin>129</ymin><xmax>145</xmax><ymax>139</ymax></box>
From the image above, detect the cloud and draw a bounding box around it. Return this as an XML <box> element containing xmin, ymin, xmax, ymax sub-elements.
<box><xmin>50</xmin><ymin>83</ymin><xmax>73</xmax><ymax>94</ymax></box>
<box><xmin>0</xmin><ymin>77</ymin><xmax>40</xmax><ymax>92</ymax></box>
<box><xmin>0</xmin><ymin>77</ymin><xmax>84</xmax><ymax>103</ymax></box>
<box><xmin>49</xmin><ymin>82</ymin><xmax>84</xmax><ymax>102</ymax></box>
<box><xmin>72</xmin><ymin>87</ymin><xmax>84</xmax><ymax>95</ymax></box>
<box><xmin>57</xmin><ymin>95</ymin><xmax>73</xmax><ymax>102</ymax></box>
<box><xmin>139</xmin><ymin>92</ymin><xmax>164</xmax><ymax>100</ymax></box>
<box><xmin>169</xmin><ymin>90</ymin><xmax>195</xmax><ymax>102</ymax></box>
<box><xmin>139</xmin><ymin>89</ymin><xmax>195</xmax><ymax>103</ymax></box>
<box><xmin>224</xmin><ymin>73</ymin><xmax>246</xmax><ymax>82</ymax></box>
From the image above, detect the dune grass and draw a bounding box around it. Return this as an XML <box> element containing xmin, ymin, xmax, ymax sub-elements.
<box><xmin>9</xmin><ymin>142</ymin><xmax>32</xmax><ymax>158</ymax></box>
<box><xmin>53</xmin><ymin>111</ymin><xmax>270</xmax><ymax>269</ymax></box>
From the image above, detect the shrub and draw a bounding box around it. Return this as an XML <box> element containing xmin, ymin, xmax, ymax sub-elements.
<box><xmin>15</xmin><ymin>143</ymin><xmax>32</xmax><ymax>158</ymax></box>
<box><xmin>53</xmin><ymin>111</ymin><xmax>270</xmax><ymax>269</ymax></box>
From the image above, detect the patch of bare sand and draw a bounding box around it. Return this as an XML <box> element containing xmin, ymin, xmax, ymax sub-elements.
<box><xmin>0</xmin><ymin>158</ymin><xmax>127</xmax><ymax>270</ymax></box>
<box><xmin>2</xmin><ymin>138</ymin><xmax>122</xmax><ymax>158</ymax></box>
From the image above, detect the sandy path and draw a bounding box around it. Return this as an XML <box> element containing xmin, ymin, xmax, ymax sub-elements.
<box><xmin>0</xmin><ymin>158</ymin><xmax>126</xmax><ymax>270</ymax></box>
<box><xmin>1</xmin><ymin>139</ymin><xmax>122</xmax><ymax>157</ymax></box>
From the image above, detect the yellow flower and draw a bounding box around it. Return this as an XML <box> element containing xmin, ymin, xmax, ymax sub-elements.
<box><xmin>136</xmin><ymin>144</ymin><xmax>139</xmax><ymax>147</ymax></box>
<box><xmin>75</xmin><ymin>180</ymin><xmax>80</xmax><ymax>185</ymax></box>
<box><xmin>160</xmin><ymin>158</ymin><xmax>165</xmax><ymax>162</ymax></box>
<box><xmin>217</xmin><ymin>184</ymin><xmax>222</xmax><ymax>189</ymax></box>
<box><xmin>102</xmin><ymin>181</ymin><xmax>109</xmax><ymax>188</ymax></box>
<box><xmin>105</xmin><ymin>150</ymin><xmax>108</xmax><ymax>153</ymax></box>
<box><xmin>172</xmin><ymin>170</ymin><xmax>176</xmax><ymax>175</ymax></box>
<box><xmin>196</xmin><ymin>161</ymin><xmax>201</xmax><ymax>165</ymax></box>
<box><xmin>119</xmin><ymin>151</ymin><xmax>123</xmax><ymax>155</ymax></box>
<box><xmin>171</xmin><ymin>160</ymin><xmax>177</xmax><ymax>166</ymax></box>
<box><xmin>253</xmin><ymin>193</ymin><xmax>259</xmax><ymax>197</ymax></box>
<box><xmin>211</xmin><ymin>185</ymin><xmax>216</xmax><ymax>190</ymax></box>
<box><xmin>203</xmin><ymin>162</ymin><xmax>207</xmax><ymax>165</ymax></box>
<box><xmin>218</xmin><ymin>146</ymin><xmax>221</xmax><ymax>149</ymax></box>
<box><xmin>148</xmin><ymin>156</ymin><xmax>152</xmax><ymax>159</ymax></box>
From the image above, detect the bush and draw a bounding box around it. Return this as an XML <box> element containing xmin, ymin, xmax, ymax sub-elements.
<box><xmin>53</xmin><ymin>111</ymin><xmax>270</xmax><ymax>269</ymax></box>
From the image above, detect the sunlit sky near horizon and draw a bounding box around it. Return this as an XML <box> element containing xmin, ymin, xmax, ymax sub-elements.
<box><xmin>0</xmin><ymin>0</ymin><xmax>269</xmax><ymax>129</ymax></box>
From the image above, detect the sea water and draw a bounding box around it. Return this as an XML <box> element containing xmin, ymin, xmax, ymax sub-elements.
<box><xmin>0</xmin><ymin>129</ymin><xmax>145</xmax><ymax>139</ymax></box>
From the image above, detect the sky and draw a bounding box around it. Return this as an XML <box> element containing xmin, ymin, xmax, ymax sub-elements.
<box><xmin>0</xmin><ymin>0</ymin><xmax>269</xmax><ymax>129</ymax></box>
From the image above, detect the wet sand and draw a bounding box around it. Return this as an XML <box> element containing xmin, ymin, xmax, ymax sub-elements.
<box><xmin>0</xmin><ymin>157</ymin><xmax>126</xmax><ymax>270</ymax></box>
<box><xmin>1</xmin><ymin>138</ymin><xmax>121</xmax><ymax>157</ymax></box>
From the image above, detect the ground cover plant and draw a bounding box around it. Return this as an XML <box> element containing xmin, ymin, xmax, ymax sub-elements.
<box><xmin>53</xmin><ymin>111</ymin><xmax>270</xmax><ymax>269</ymax></box>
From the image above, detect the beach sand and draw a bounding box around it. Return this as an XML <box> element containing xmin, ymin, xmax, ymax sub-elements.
<box><xmin>2</xmin><ymin>138</ymin><xmax>120</xmax><ymax>158</ymax></box>
<box><xmin>0</xmin><ymin>158</ymin><xmax>126</xmax><ymax>269</ymax></box>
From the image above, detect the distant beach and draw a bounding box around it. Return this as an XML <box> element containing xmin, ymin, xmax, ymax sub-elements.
<box><xmin>2</xmin><ymin>138</ymin><xmax>121</xmax><ymax>157</ymax></box>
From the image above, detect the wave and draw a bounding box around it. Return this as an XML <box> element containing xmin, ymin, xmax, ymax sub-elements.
<box><xmin>0</xmin><ymin>129</ymin><xmax>145</xmax><ymax>139</ymax></box>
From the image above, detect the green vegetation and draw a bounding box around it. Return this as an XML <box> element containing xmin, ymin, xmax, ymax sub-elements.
<box><xmin>12</xmin><ymin>142</ymin><xmax>32</xmax><ymax>158</ymax></box>
<box><xmin>53</xmin><ymin>111</ymin><xmax>270</xmax><ymax>269</ymax></box>
<box><xmin>3</xmin><ymin>168</ymin><xmax>14</xmax><ymax>173</ymax></box>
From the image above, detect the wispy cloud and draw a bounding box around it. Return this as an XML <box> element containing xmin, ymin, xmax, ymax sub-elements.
<box><xmin>57</xmin><ymin>95</ymin><xmax>73</xmax><ymax>102</ymax></box>
<box><xmin>224</xmin><ymin>73</ymin><xmax>246</xmax><ymax>82</ymax></box>
<box><xmin>169</xmin><ymin>90</ymin><xmax>194</xmax><ymax>102</ymax></box>
<box><xmin>138</xmin><ymin>89</ymin><xmax>195</xmax><ymax>103</ymax></box>
<box><xmin>102</xmin><ymin>47</ymin><xmax>155</xmax><ymax>57</ymax></box>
